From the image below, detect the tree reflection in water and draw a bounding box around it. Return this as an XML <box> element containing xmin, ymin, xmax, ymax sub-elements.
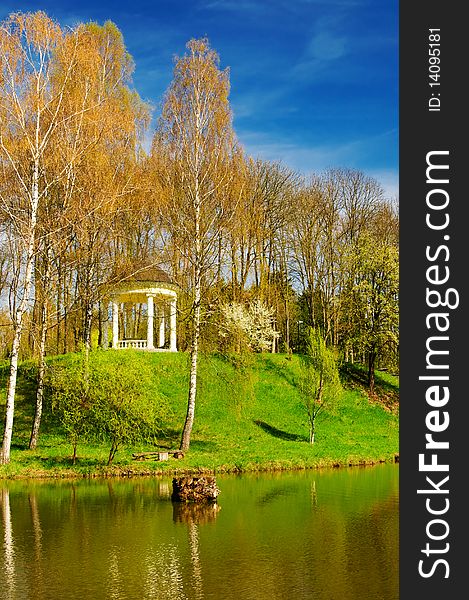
<box><xmin>0</xmin><ymin>468</ymin><xmax>398</xmax><ymax>600</ymax></box>
<box><xmin>29</xmin><ymin>490</ymin><xmax>45</xmax><ymax>598</ymax></box>
<box><xmin>173</xmin><ymin>501</ymin><xmax>221</xmax><ymax>599</ymax></box>
<box><xmin>1</xmin><ymin>487</ymin><xmax>16</xmax><ymax>597</ymax></box>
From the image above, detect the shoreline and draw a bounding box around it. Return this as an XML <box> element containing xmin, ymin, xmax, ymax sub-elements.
<box><xmin>0</xmin><ymin>453</ymin><xmax>399</xmax><ymax>481</ymax></box>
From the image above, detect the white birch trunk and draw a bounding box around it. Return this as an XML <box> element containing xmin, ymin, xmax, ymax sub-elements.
<box><xmin>1</xmin><ymin>161</ymin><xmax>39</xmax><ymax>464</ymax></box>
<box><xmin>180</xmin><ymin>278</ymin><xmax>201</xmax><ymax>451</ymax></box>
<box><xmin>29</xmin><ymin>245</ymin><xmax>52</xmax><ymax>449</ymax></box>
<box><xmin>180</xmin><ymin>177</ymin><xmax>201</xmax><ymax>451</ymax></box>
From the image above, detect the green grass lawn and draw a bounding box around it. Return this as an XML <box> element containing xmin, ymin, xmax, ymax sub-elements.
<box><xmin>0</xmin><ymin>351</ymin><xmax>399</xmax><ymax>479</ymax></box>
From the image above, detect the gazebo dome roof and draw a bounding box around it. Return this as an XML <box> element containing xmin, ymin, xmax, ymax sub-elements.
<box><xmin>110</xmin><ymin>263</ymin><xmax>175</xmax><ymax>286</ymax></box>
<box><xmin>107</xmin><ymin>263</ymin><xmax>178</xmax><ymax>304</ymax></box>
<box><xmin>124</xmin><ymin>265</ymin><xmax>173</xmax><ymax>284</ymax></box>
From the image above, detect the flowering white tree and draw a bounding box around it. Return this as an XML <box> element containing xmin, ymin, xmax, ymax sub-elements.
<box><xmin>220</xmin><ymin>299</ymin><xmax>278</xmax><ymax>352</ymax></box>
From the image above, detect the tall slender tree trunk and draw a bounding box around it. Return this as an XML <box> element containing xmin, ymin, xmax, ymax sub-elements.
<box><xmin>283</xmin><ymin>261</ymin><xmax>290</xmax><ymax>350</ymax></box>
<box><xmin>216</xmin><ymin>233</ymin><xmax>223</xmax><ymax>286</ymax></box>
<box><xmin>368</xmin><ymin>348</ymin><xmax>376</xmax><ymax>392</ymax></box>
<box><xmin>29</xmin><ymin>326</ymin><xmax>46</xmax><ymax>450</ymax></box>
<box><xmin>231</xmin><ymin>244</ymin><xmax>238</xmax><ymax>301</ymax></box>
<box><xmin>180</xmin><ymin>302</ymin><xmax>200</xmax><ymax>451</ymax></box>
<box><xmin>82</xmin><ymin>260</ymin><xmax>95</xmax><ymax>352</ymax></box>
<box><xmin>309</xmin><ymin>422</ymin><xmax>316</xmax><ymax>445</ymax></box>
<box><xmin>97</xmin><ymin>301</ymin><xmax>103</xmax><ymax>348</ymax></box>
<box><xmin>180</xmin><ymin>193</ymin><xmax>201</xmax><ymax>452</ymax></box>
<box><xmin>30</xmin><ymin>246</ymin><xmax>52</xmax><ymax>450</ymax></box>
<box><xmin>1</xmin><ymin>332</ymin><xmax>23</xmax><ymax>464</ymax></box>
<box><xmin>83</xmin><ymin>301</ymin><xmax>93</xmax><ymax>350</ymax></box>
<box><xmin>1</xmin><ymin>162</ymin><xmax>39</xmax><ymax>465</ymax></box>
<box><xmin>56</xmin><ymin>258</ymin><xmax>62</xmax><ymax>355</ymax></box>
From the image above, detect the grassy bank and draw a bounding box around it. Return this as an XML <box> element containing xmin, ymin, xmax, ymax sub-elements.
<box><xmin>0</xmin><ymin>351</ymin><xmax>399</xmax><ymax>479</ymax></box>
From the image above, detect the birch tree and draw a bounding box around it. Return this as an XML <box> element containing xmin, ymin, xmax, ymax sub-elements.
<box><xmin>66</xmin><ymin>22</ymin><xmax>150</xmax><ymax>352</ymax></box>
<box><xmin>0</xmin><ymin>12</ymin><xmax>147</xmax><ymax>462</ymax></box>
<box><xmin>299</xmin><ymin>327</ymin><xmax>342</xmax><ymax>444</ymax></box>
<box><xmin>0</xmin><ymin>12</ymin><xmax>78</xmax><ymax>464</ymax></box>
<box><xmin>153</xmin><ymin>38</ymin><xmax>236</xmax><ymax>451</ymax></box>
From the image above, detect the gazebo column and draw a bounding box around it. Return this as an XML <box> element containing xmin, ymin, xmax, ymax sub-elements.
<box><xmin>169</xmin><ymin>296</ymin><xmax>177</xmax><ymax>352</ymax></box>
<box><xmin>158</xmin><ymin>305</ymin><xmax>165</xmax><ymax>348</ymax></box>
<box><xmin>112</xmin><ymin>300</ymin><xmax>119</xmax><ymax>348</ymax></box>
<box><xmin>124</xmin><ymin>303</ymin><xmax>132</xmax><ymax>339</ymax></box>
<box><xmin>102</xmin><ymin>304</ymin><xmax>109</xmax><ymax>349</ymax></box>
<box><xmin>147</xmin><ymin>294</ymin><xmax>155</xmax><ymax>350</ymax></box>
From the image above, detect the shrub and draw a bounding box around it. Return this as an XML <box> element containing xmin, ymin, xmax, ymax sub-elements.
<box><xmin>47</xmin><ymin>351</ymin><xmax>171</xmax><ymax>464</ymax></box>
<box><xmin>298</xmin><ymin>328</ymin><xmax>342</xmax><ymax>444</ymax></box>
<box><xmin>47</xmin><ymin>354</ymin><xmax>93</xmax><ymax>464</ymax></box>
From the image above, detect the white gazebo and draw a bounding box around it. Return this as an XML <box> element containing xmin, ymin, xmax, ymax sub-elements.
<box><xmin>107</xmin><ymin>266</ymin><xmax>178</xmax><ymax>352</ymax></box>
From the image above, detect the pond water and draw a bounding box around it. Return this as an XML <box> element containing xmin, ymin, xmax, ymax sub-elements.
<box><xmin>0</xmin><ymin>464</ymin><xmax>398</xmax><ymax>600</ymax></box>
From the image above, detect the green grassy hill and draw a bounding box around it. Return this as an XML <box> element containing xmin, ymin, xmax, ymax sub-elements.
<box><xmin>0</xmin><ymin>351</ymin><xmax>399</xmax><ymax>478</ymax></box>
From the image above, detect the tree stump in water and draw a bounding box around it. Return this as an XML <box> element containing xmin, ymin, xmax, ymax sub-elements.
<box><xmin>171</xmin><ymin>476</ymin><xmax>220</xmax><ymax>503</ymax></box>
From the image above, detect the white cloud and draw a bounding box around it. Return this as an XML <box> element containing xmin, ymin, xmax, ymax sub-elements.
<box><xmin>307</xmin><ymin>31</ymin><xmax>347</xmax><ymax>61</ymax></box>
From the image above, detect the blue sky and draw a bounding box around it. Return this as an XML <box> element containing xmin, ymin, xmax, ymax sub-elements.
<box><xmin>1</xmin><ymin>0</ymin><xmax>398</xmax><ymax>199</ymax></box>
